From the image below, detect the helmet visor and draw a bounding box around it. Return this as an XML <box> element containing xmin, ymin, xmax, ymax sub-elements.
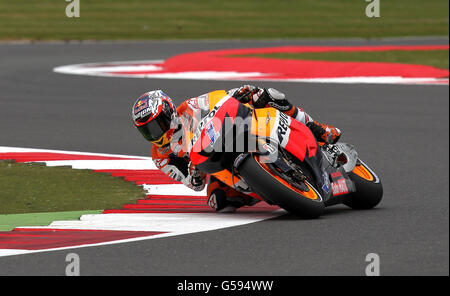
<box><xmin>137</xmin><ymin>113</ymin><xmax>171</xmax><ymax>142</ymax></box>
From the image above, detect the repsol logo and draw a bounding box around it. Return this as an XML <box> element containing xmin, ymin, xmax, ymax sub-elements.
<box><xmin>191</xmin><ymin>104</ymin><xmax>220</xmax><ymax>147</ymax></box>
<box><xmin>277</xmin><ymin>112</ymin><xmax>290</xmax><ymax>144</ymax></box>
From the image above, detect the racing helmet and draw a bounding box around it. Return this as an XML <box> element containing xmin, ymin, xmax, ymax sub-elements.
<box><xmin>132</xmin><ymin>90</ymin><xmax>177</xmax><ymax>146</ymax></box>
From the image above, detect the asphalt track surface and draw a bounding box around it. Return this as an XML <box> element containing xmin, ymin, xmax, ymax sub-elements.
<box><xmin>0</xmin><ymin>38</ymin><xmax>448</xmax><ymax>275</ymax></box>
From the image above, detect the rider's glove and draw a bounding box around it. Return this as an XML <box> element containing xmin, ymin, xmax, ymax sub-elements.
<box><xmin>254</xmin><ymin>88</ymin><xmax>293</xmax><ymax>111</ymax></box>
<box><xmin>232</xmin><ymin>85</ymin><xmax>293</xmax><ymax>111</ymax></box>
<box><xmin>232</xmin><ymin>85</ymin><xmax>263</xmax><ymax>104</ymax></box>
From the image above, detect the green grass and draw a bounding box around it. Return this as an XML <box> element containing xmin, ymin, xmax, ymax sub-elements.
<box><xmin>0</xmin><ymin>160</ymin><xmax>146</xmax><ymax>215</ymax></box>
<box><xmin>0</xmin><ymin>0</ymin><xmax>448</xmax><ymax>40</ymax></box>
<box><xmin>0</xmin><ymin>210</ymin><xmax>102</xmax><ymax>231</ymax></box>
<box><xmin>240</xmin><ymin>49</ymin><xmax>449</xmax><ymax>70</ymax></box>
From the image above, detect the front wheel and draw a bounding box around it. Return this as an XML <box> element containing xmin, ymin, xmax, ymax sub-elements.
<box><xmin>239</xmin><ymin>155</ymin><xmax>324</xmax><ymax>219</ymax></box>
<box><xmin>343</xmin><ymin>160</ymin><xmax>383</xmax><ymax>210</ymax></box>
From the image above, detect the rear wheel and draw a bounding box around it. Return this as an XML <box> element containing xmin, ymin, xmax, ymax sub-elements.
<box><xmin>343</xmin><ymin>160</ymin><xmax>383</xmax><ymax>209</ymax></box>
<box><xmin>239</xmin><ymin>155</ymin><xmax>324</xmax><ymax>219</ymax></box>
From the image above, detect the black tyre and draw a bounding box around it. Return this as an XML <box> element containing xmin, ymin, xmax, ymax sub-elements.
<box><xmin>343</xmin><ymin>161</ymin><xmax>383</xmax><ymax>210</ymax></box>
<box><xmin>239</xmin><ymin>155</ymin><xmax>324</xmax><ymax>219</ymax></box>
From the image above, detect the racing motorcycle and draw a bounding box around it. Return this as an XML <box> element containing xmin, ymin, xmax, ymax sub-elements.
<box><xmin>188</xmin><ymin>91</ymin><xmax>383</xmax><ymax>218</ymax></box>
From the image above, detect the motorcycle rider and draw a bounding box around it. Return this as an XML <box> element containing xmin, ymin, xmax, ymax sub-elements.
<box><xmin>132</xmin><ymin>85</ymin><xmax>341</xmax><ymax>212</ymax></box>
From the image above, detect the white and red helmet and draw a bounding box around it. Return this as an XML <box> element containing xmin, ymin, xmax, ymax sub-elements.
<box><xmin>132</xmin><ymin>90</ymin><xmax>177</xmax><ymax>146</ymax></box>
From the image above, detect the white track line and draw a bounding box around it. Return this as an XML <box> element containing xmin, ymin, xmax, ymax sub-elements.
<box><xmin>0</xmin><ymin>211</ymin><xmax>283</xmax><ymax>257</ymax></box>
<box><xmin>143</xmin><ymin>184</ymin><xmax>207</xmax><ymax>196</ymax></box>
<box><xmin>53</xmin><ymin>60</ymin><xmax>449</xmax><ymax>85</ymax></box>
<box><xmin>18</xmin><ymin>212</ymin><xmax>281</xmax><ymax>233</ymax></box>
<box><xmin>44</xmin><ymin>159</ymin><xmax>158</xmax><ymax>170</ymax></box>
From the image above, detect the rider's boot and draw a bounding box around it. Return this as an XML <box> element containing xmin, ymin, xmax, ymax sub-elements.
<box><xmin>306</xmin><ymin>120</ymin><xmax>341</xmax><ymax>144</ymax></box>
<box><xmin>207</xmin><ymin>177</ymin><xmax>260</xmax><ymax>213</ymax></box>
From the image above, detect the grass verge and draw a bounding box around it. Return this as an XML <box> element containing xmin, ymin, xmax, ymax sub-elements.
<box><xmin>0</xmin><ymin>160</ymin><xmax>146</xmax><ymax>215</ymax></box>
<box><xmin>0</xmin><ymin>0</ymin><xmax>448</xmax><ymax>40</ymax></box>
<box><xmin>0</xmin><ymin>210</ymin><xmax>102</xmax><ymax>231</ymax></box>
